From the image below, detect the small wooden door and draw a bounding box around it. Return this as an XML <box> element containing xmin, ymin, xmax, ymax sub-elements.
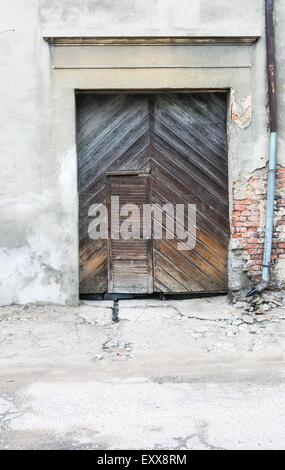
<box><xmin>106</xmin><ymin>174</ymin><xmax>153</xmax><ymax>294</ymax></box>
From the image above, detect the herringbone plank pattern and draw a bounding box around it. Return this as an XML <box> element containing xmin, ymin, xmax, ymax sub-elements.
<box><xmin>152</xmin><ymin>94</ymin><xmax>228</xmax><ymax>292</ymax></box>
<box><xmin>77</xmin><ymin>93</ymin><xmax>229</xmax><ymax>294</ymax></box>
<box><xmin>77</xmin><ymin>94</ymin><xmax>150</xmax><ymax>293</ymax></box>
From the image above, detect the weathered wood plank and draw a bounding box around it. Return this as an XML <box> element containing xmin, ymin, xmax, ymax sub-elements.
<box><xmin>106</xmin><ymin>174</ymin><xmax>153</xmax><ymax>294</ymax></box>
<box><xmin>152</xmin><ymin>93</ymin><xmax>229</xmax><ymax>292</ymax></box>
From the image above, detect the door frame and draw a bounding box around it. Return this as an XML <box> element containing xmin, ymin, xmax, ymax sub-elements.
<box><xmin>45</xmin><ymin>33</ymin><xmax>257</xmax><ymax>303</ymax></box>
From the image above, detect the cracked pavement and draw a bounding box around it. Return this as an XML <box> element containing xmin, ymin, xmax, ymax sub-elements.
<box><xmin>0</xmin><ymin>295</ymin><xmax>285</xmax><ymax>450</ymax></box>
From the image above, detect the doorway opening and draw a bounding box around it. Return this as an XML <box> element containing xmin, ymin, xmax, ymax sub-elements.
<box><xmin>76</xmin><ymin>92</ymin><xmax>229</xmax><ymax>297</ymax></box>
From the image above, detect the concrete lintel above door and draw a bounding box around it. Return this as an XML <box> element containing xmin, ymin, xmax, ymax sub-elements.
<box><xmin>44</xmin><ymin>36</ymin><xmax>260</xmax><ymax>47</ymax></box>
<box><xmin>46</xmin><ymin>36</ymin><xmax>257</xmax><ymax>72</ymax></box>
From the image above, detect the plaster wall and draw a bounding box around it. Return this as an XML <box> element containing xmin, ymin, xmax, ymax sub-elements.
<box><xmin>0</xmin><ymin>0</ymin><xmax>284</xmax><ymax>305</ymax></box>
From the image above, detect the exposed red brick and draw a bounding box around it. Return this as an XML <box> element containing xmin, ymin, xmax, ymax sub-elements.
<box><xmin>232</xmin><ymin>166</ymin><xmax>285</xmax><ymax>282</ymax></box>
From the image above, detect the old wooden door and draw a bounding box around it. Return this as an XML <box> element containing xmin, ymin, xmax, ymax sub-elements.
<box><xmin>77</xmin><ymin>92</ymin><xmax>228</xmax><ymax>295</ymax></box>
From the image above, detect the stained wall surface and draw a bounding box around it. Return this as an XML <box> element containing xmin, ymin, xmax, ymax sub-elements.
<box><xmin>0</xmin><ymin>1</ymin><xmax>284</xmax><ymax>305</ymax></box>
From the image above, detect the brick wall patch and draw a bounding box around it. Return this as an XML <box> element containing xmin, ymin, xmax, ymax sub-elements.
<box><xmin>232</xmin><ymin>166</ymin><xmax>285</xmax><ymax>287</ymax></box>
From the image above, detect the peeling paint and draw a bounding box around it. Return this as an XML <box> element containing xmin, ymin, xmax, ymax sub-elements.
<box><xmin>231</xmin><ymin>91</ymin><xmax>252</xmax><ymax>129</ymax></box>
<box><xmin>0</xmin><ymin>246</ymin><xmax>68</xmax><ymax>306</ymax></box>
<box><xmin>230</xmin><ymin>165</ymin><xmax>285</xmax><ymax>290</ymax></box>
<box><xmin>0</xmin><ymin>191</ymin><xmax>77</xmax><ymax>306</ymax></box>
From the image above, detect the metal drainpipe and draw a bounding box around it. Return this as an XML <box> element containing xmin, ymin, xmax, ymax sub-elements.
<box><xmin>247</xmin><ymin>0</ymin><xmax>278</xmax><ymax>296</ymax></box>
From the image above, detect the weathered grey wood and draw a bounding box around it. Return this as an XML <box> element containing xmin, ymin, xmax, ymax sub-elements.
<box><xmin>77</xmin><ymin>94</ymin><xmax>150</xmax><ymax>293</ymax></box>
<box><xmin>77</xmin><ymin>92</ymin><xmax>229</xmax><ymax>295</ymax></box>
<box><xmin>107</xmin><ymin>174</ymin><xmax>153</xmax><ymax>294</ymax></box>
<box><xmin>152</xmin><ymin>93</ymin><xmax>229</xmax><ymax>292</ymax></box>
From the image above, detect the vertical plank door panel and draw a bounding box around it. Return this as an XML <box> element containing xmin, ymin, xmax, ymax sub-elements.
<box><xmin>77</xmin><ymin>94</ymin><xmax>150</xmax><ymax>293</ymax></box>
<box><xmin>152</xmin><ymin>93</ymin><xmax>229</xmax><ymax>293</ymax></box>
